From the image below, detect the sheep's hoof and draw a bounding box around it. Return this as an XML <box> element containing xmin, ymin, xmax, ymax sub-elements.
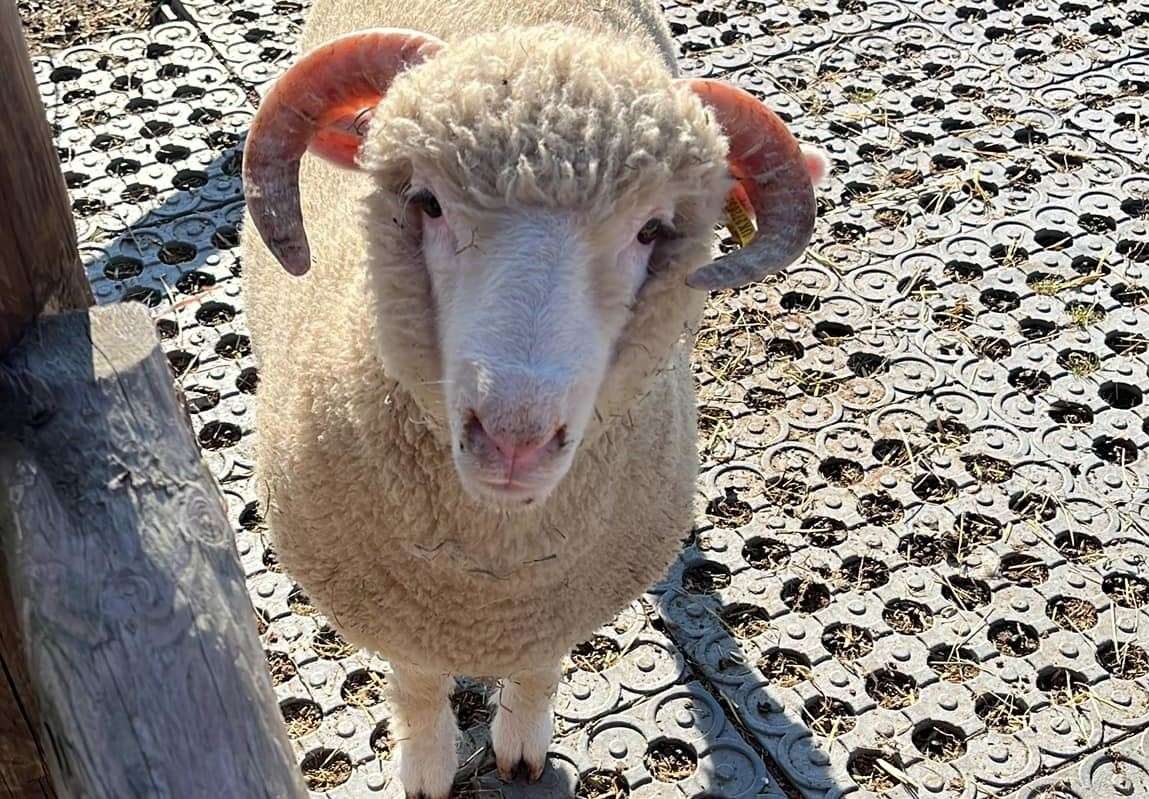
<box><xmin>496</xmin><ymin>758</ymin><xmax>546</xmax><ymax>784</ymax></box>
<box><xmin>491</xmin><ymin>699</ymin><xmax>552</xmax><ymax>784</ymax></box>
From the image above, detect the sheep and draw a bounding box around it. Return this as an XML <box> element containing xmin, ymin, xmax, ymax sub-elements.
<box><xmin>240</xmin><ymin>1</ymin><xmax>824</xmax><ymax>796</ymax></box>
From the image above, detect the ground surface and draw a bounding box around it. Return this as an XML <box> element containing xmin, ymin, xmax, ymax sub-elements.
<box><xmin>20</xmin><ymin>0</ymin><xmax>1149</xmax><ymax>796</ymax></box>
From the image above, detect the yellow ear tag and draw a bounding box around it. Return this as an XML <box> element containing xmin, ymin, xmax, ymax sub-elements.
<box><xmin>724</xmin><ymin>184</ymin><xmax>756</xmax><ymax>248</ymax></box>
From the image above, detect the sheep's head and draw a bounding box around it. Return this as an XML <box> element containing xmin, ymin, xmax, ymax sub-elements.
<box><xmin>244</xmin><ymin>26</ymin><xmax>822</xmax><ymax>508</ymax></box>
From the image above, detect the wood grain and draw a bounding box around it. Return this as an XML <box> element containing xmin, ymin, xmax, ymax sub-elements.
<box><xmin>0</xmin><ymin>0</ymin><xmax>93</xmax><ymax>357</ymax></box>
<box><xmin>0</xmin><ymin>304</ymin><xmax>306</xmax><ymax>798</ymax></box>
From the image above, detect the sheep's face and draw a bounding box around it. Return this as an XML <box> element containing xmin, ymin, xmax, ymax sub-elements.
<box><xmin>356</xmin><ymin>27</ymin><xmax>732</xmax><ymax>508</ymax></box>
<box><xmin>410</xmin><ymin>191</ymin><xmax>682</xmax><ymax>506</ymax></box>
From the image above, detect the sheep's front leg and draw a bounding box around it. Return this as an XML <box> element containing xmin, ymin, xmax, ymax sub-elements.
<box><xmin>491</xmin><ymin>664</ymin><xmax>560</xmax><ymax>782</ymax></box>
<box><xmin>388</xmin><ymin>663</ymin><xmax>457</xmax><ymax>799</ymax></box>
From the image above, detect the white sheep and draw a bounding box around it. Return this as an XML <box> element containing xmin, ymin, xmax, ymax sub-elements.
<box><xmin>241</xmin><ymin>1</ymin><xmax>824</xmax><ymax>796</ymax></box>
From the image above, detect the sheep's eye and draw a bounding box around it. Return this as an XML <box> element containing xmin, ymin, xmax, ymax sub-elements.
<box><xmin>637</xmin><ymin>218</ymin><xmax>664</xmax><ymax>245</ymax></box>
<box><xmin>412</xmin><ymin>190</ymin><xmax>442</xmax><ymax>219</ymax></box>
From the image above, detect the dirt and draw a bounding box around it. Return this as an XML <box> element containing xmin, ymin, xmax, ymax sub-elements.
<box><xmin>705</xmin><ymin>486</ymin><xmax>754</xmax><ymax>527</ymax></box>
<box><xmin>898</xmin><ymin>533</ymin><xmax>945</xmax><ymax>566</ymax></box>
<box><xmin>742</xmin><ymin>537</ymin><xmax>790</xmax><ymax>571</ymax></box>
<box><xmin>281</xmin><ymin>698</ymin><xmax>323</xmax><ymax>738</ymax></box>
<box><xmin>801</xmin><ymin>516</ymin><xmax>847</xmax><ymax>548</ymax></box>
<box><xmin>763</xmin><ymin>476</ymin><xmax>809</xmax><ymax>509</ymax></box>
<box><xmin>781</xmin><ymin>577</ymin><xmax>831</xmax><ymax>614</ymax></box>
<box><xmin>1038</xmin><ymin>667</ymin><xmax>1091</xmax><ymax>706</ymax></box>
<box><xmin>312</xmin><ymin>625</ymin><xmax>356</xmax><ymax>660</ymax></box>
<box><xmin>857</xmin><ymin>491</ymin><xmax>905</xmax><ymax>524</ymax></box>
<box><xmin>682</xmin><ymin>561</ymin><xmax>732</xmax><ymax>594</ymax></box>
<box><xmin>265</xmin><ymin>650</ymin><xmax>297</xmax><ymax>686</ymax></box>
<box><xmin>942</xmin><ymin>575</ymin><xmax>992</xmax><ymax>609</ymax></box>
<box><xmin>913</xmin><ymin>721</ymin><xmax>968</xmax><ymax>762</ymax></box>
<box><xmin>822</xmin><ymin>624</ymin><xmax>874</xmax><ymax>661</ymax></box>
<box><xmin>370</xmin><ymin>721</ymin><xmax>393</xmax><ymax>758</ymax></box>
<box><xmin>975</xmin><ymin>693</ymin><xmax>1029</xmax><ymax>733</ymax></box>
<box><xmin>1103</xmin><ymin>573</ymin><xmax>1149</xmax><ymax>608</ymax></box>
<box><xmin>883</xmin><ymin>599</ymin><xmax>934</xmax><ymax>635</ymax></box>
<box><xmin>1055</xmin><ymin>531</ymin><xmax>1104</xmax><ymax>563</ymax></box>
<box><xmin>929</xmin><ymin>645</ymin><xmax>981</xmax><ymax>683</ymax></box>
<box><xmin>570</xmin><ymin>635</ymin><xmax>622</xmax><ymax>672</ymax></box>
<box><xmin>834</xmin><ymin>556</ymin><xmax>890</xmax><ymax>592</ymax></box>
<box><xmin>300</xmin><ymin>749</ymin><xmax>353</xmax><ymax>791</ymax></box>
<box><xmin>576</xmin><ymin>769</ymin><xmax>629</xmax><ymax>799</ymax></box>
<box><xmin>848</xmin><ymin>749</ymin><xmax>901</xmax><ymax>792</ymax></box>
<box><xmin>803</xmin><ymin>696</ymin><xmax>857</xmax><ymax>736</ymax></box>
<box><xmin>341</xmin><ymin>669</ymin><xmax>386</xmax><ymax>707</ymax></box>
<box><xmin>722</xmin><ymin>603</ymin><xmax>772</xmax><ymax>640</ymax></box>
<box><xmin>999</xmin><ymin>553</ymin><xmax>1050</xmax><ymax>586</ymax></box>
<box><xmin>964</xmin><ymin>454</ymin><xmax>1015</xmax><ymax>483</ymax></box>
<box><xmin>865</xmin><ymin>668</ymin><xmax>918</xmax><ymax>709</ymax></box>
<box><xmin>450</xmin><ymin>686</ymin><xmax>492</xmax><ymax>729</ymax></box>
<box><xmin>643</xmin><ymin>740</ymin><xmax>697</xmax><ymax>782</ymax></box>
<box><xmin>1096</xmin><ymin>641</ymin><xmax>1149</xmax><ymax>680</ymax></box>
<box><xmin>18</xmin><ymin>0</ymin><xmax>160</xmax><ymax>54</ymax></box>
<box><xmin>819</xmin><ymin>457</ymin><xmax>864</xmax><ymax>486</ymax></box>
<box><xmin>1047</xmin><ymin>596</ymin><xmax>1099</xmax><ymax>631</ymax></box>
<box><xmin>758</xmin><ymin>649</ymin><xmax>811</xmax><ymax>688</ymax></box>
<box><xmin>989</xmin><ymin>620</ymin><xmax>1041</xmax><ymax>657</ymax></box>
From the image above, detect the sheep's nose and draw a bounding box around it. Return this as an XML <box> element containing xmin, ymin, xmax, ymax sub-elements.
<box><xmin>463</xmin><ymin>411</ymin><xmax>566</xmax><ymax>474</ymax></box>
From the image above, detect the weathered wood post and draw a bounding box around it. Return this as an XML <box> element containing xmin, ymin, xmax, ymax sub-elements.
<box><xmin>0</xmin><ymin>4</ymin><xmax>308</xmax><ymax>797</ymax></box>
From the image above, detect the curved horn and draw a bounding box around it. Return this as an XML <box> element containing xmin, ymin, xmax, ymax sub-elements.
<box><xmin>243</xmin><ymin>29</ymin><xmax>444</xmax><ymax>275</ymax></box>
<box><xmin>683</xmin><ymin>79</ymin><xmax>817</xmax><ymax>291</ymax></box>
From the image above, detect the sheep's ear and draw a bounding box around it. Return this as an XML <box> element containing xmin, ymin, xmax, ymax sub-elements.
<box><xmin>309</xmin><ymin>108</ymin><xmax>377</xmax><ymax>170</ymax></box>
<box><xmin>243</xmin><ymin>29</ymin><xmax>444</xmax><ymax>275</ymax></box>
<box><xmin>681</xmin><ymin>79</ymin><xmax>819</xmax><ymax>292</ymax></box>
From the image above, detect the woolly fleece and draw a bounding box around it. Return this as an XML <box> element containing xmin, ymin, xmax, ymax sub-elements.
<box><xmin>242</xmin><ymin>0</ymin><xmax>736</xmax><ymax>677</ymax></box>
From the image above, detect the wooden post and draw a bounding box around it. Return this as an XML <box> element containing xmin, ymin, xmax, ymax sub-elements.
<box><xmin>0</xmin><ymin>0</ymin><xmax>93</xmax><ymax>357</ymax></box>
<box><xmin>0</xmin><ymin>305</ymin><xmax>308</xmax><ymax>798</ymax></box>
<box><xmin>0</xmin><ymin>4</ymin><xmax>92</xmax><ymax>796</ymax></box>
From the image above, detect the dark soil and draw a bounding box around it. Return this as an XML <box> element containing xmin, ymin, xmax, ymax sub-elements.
<box><xmin>341</xmin><ymin>669</ymin><xmax>386</xmax><ymax>707</ymax></box>
<box><xmin>865</xmin><ymin>668</ymin><xmax>918</xmax><ymax>709</ymax></box>
<box><xmin>781</xmin><ymin>578</ymin><xmax>831</xmax><ymax>614</ymax></box>
<box><xmin>370</xmin><ymin>721</ymin><xmax>393</xmax><ymax>758</ymax></box>
<box><xmin>803</xmin><ymin>696</ymin><xmax>857</xmax><ymax>736</ymax></box>
<box><xmin>1054</xmin><ymin>531</ymin><xmax>1104</xmax><ymax>563</ymax></box>
<box><xmin>989</xmin><ymin>620</ymin><xmax>1041</xmax><ymax>657</ymax></box>
<box><xmin>722</xmin><ymin>603</ymin><xmax>772</xmax><ymax>639</ymax></box>
<box><xmin>577</xmin><ymin>769</ymin><xmax>629</xmax><ymax>798</ymax></box>
<box><xmin>883</xmin><ymin>599</ymin><xmax>934</xmax><ymax>634</ymax></box>
<box><xmin>451</xmin><ymin>686</ymin><xmax>492</xmax><ymax>729</ymax></box>
<box><xmin>1103</xmin><ymin>573</ymin><xmax>1149</xmax><ymax>608</ymax></box>
<box><xmin>898</xmin><ymin>533</ymin><xmax>945</xmax><ymax>566</ymax></box>
<box><xmin>800</xmin><ymin>516</ymin><xmax>847</xmax><ymax>548</ymax></box>
<box><xmin>999</xmin><ymin>553</ymin><xmax>1050</xmax><ymax>586</ymax></box>
<box><xmin>682</xmin><ymin>560</ymin><xmax>732</xmax><ymax>594</ymax></box>
<box><xmin>929</xmin><ymin>645</ymin><xmax>981</xmax><ymax>683</ymax></box>
<box><xmin>912</xmin><ymin>720</ymin><xmax>968</xmax><ymax>761</ymax></box>
<box><xmin>848</xmin><ymin>749</ymin><xmax>900</xmax><ymax>792</ymax></box>
<box><xmin>758</xmin><ymin>648</ymin><xmax>812</xmax><ymax>687</ymax></box>
<box><xmin>571</xmin><ymin>635</ymin><xmax>622</xmax><ymax>672</ymax></box>
<box><xmin>822</xmin><ymin>623</ymin><xmax>874</xmax><ymax>661</ymax></box>
<box><xmin>300</xmin><ymin>748</ymin><xmax>352</xmax><ymax>791</ymax></box>
<box><xmin>1096</xmin><ymin>641</ymin><xmax>1149</xmax><ymax>679</ymax></box>
<box><xmin>743</xmin><ymin>537</ymin><xmax>790</xmax><ymax>571</ymax></box>
<box><xmin>281</xmin><ymin>698</ymin><xmax>323</xmax><ymax>738</ymax></box>
<box><xmin>1047</xmin><ymin>596</ymin><xmax>1099</xmax><ymax>631</ymax></box>
<box><xmin>266</xmin><ymin>650</ymin><xmax>297</xmax><ymax>686</ymax></box>
<box><xmin>942</xmin><ymin>575</ymin><xmax>992</xmax><ymax>610</ymax></box>
<box><xmin>643</xmin><ymin>740</ymin><xmax>697</xmax><ymax>782</ymax></box>
<box><xmin>975</xmin><ymin>693</ymin><xmax>1029</xmax><ymax>733</ymax></box>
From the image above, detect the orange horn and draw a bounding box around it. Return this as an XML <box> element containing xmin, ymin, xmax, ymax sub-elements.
<box><xmin>243</xmin><ymin>29</ymin><xmax>444</xmax><ymax>275</ymax></box>
<box><xmin>683</xmin><ymin>79</ymin><xmax>817</xmax><ymax>291</ymax></box>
